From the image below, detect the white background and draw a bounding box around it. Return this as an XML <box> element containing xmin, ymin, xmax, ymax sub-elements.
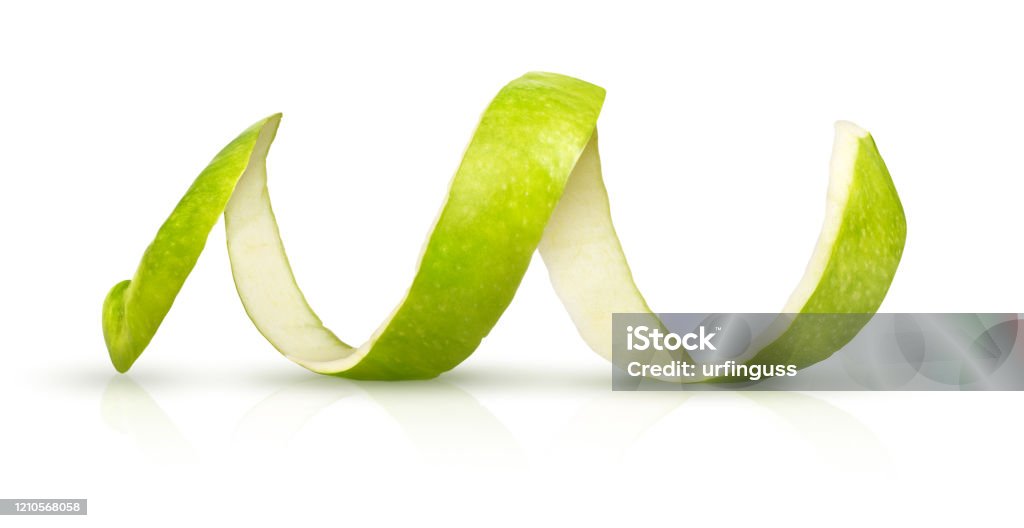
<box><xmin>2</xmin><ymin>0</ymin><xmax>1023</xmax><ymax>526</ymax></box>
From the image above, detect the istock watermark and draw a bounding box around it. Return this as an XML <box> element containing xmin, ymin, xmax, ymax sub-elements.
<box><xmin>612</xmin><ymin>313</ymin><xmax>1024</xmax><ymax>390</ymax></box>
<box><xmin>625</xmin><ymin>324</ymin><xmax>718</xmax><ymax>352</ymax></box>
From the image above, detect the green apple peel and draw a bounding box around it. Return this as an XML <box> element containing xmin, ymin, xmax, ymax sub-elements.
<box><xmin>102</xmin><ymin>72</ymin><xmax>906</xmax><ymax>380</ymax></box>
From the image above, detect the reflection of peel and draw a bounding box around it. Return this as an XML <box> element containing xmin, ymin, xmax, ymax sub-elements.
<box><xmin>99</xmin><ymin>371</ymin><xmax>880</xmax><ymax>469</ymax></box>
<box><xmin>102</xmin><ymin>373</ymin><xmax>521</xmax><ymax>465</ymax></box>
<box><xmin>552</xmin><ymin>389</ymin><xmax>884</xmax><ymax>470</ymax></box>
<box><xmin>740</xmin><ymin>392</ymin><xmax>888</xmax><ymax>469</ymax></box>
<box><xmin>100</xmin><ymin>376</ymin><xmax>197</xmax><ymax>462</ymax></box>
<box><xmin>234</xmin><ymin>378</ymin><xmax>523</xmax><ymax>466</ymax></box>
<box><xmin>553</xmin><ymin>392</ymin><xmax>690</xmax><ymax>461</ymax></box>
<box><xmin>362</xmin><ymin>381</ymin><xmax>523</xmax><ymax>466</ymax></box>
<box><xmin>233</xmin><ymin>377</ymin><xmax>357</xmax><ymax>449</ymax></box>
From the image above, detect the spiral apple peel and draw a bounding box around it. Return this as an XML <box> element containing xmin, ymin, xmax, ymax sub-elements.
<box><xmin>102</xmin><ymin>72</ymin><xmax>906</xmax><ymax>380</ymax></box>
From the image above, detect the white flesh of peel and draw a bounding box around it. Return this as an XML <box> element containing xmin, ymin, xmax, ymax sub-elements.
<box><xmin>539</xmin><ymin>132</ymin><xmax>655</xmax><ymax>360</ymax></box>
<box><xmin>783</xmin><ymin>120</ymin><xmax>867</xmax><ymax>313</ymax></box>
<box><xmin>225</xmin><ymin>118</ymin><xmax>371</xmax><ymax>373</ymax></box>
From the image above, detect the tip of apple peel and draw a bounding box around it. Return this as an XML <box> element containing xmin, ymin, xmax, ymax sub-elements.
<box><xmin>834</xmin><ymin>120</ymin><xmax>870</xmax><ymax>139</ymax></box>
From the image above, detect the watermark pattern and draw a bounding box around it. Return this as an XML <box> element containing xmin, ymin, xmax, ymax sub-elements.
<box><xmin>612</xmin><ymin>313</ymin><xmax>1024</xmax><ymax>390</ymax></box>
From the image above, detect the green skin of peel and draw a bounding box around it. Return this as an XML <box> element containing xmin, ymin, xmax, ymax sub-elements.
<box><xmin>103</xmin><ymin>120</ymin><xmax>272</xmax><ymax>373</ymax></box>
<box><xmin>755</xmin><ymin>134</ymin><xmax>905</xmax><ymax>367</ymax></box>
<box><xmin>340</xmin><ymin>75</ymin><xmax>606</xmax><ymax>378</ymax></box>
<box><xmin>706</xmin><ymin>133</ymin><xmax>906</xmax><ymax>382</ymax></box>
<box><xmin>103</xmin><ymin>72</ymin><xmax>906</xmax><ymax>381</ymax></box>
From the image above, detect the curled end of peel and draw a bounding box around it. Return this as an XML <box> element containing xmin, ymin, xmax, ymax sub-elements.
<box><xmin>100</xmin><ymin>112</ymin><xmax>284</xmax><ymax>374</ymax></box>
<box><xmin>781</xmin><ymin>120</ymin><xmax>873</xmax><ymax>313</ymax></box>
<box><xmin>833</xmin><ymin>120</ymin><xmax>869</xmax><ymax>140</ymax></box>
<box><xmin>103</xmin><ymin>280</ymin><xmax>136</xmax><ymax>373</ymax></box>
